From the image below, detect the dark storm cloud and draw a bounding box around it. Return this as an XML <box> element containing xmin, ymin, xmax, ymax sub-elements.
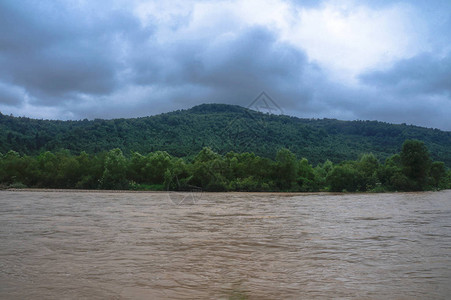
<box><xmin>0</xmin><ymin>0</ymin><xmax>450</xmax><ymax>130</ymax></box>
<box><xmin>0</xmin><ymin>0</ymin><xmax>320</xmax><ymax>118</ymax></box>
<box><xmin>0</xmin><ymin>83</ymin><xmax>25</xmax><ymax>106</ymax></box>
<box><xmin>354</xmin><ymin>52</ymin><xmax>451</xmax><ymax>129</ymax></box>
<box><xmin>0</xmin><ymin>1</ymin><xmax>150</xmax><ymax>104</ymax></box>
<box><xmin>125</xmin><ymin>25</ymin><xmax>317</xmax><ymax>113</ymax></box>
<box><xmin>175</xmin><ymin>27</ymin><xmax>313</xmax><ymax>106</ymax></box>
<box><xmin>360</xmin><ymin>53</ymin><xmax>451</xmax><ymax>96</ymax></box>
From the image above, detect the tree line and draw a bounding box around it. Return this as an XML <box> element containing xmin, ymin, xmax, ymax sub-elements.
<box><xmin>0</xmin><ymin>140</ymin><xmax>449</xmax><ymax>192</ymax></box>
<box><xmin>2</xmin><ymin>104</ymin><xmax>451</xmax><ymax>168</ymax></box>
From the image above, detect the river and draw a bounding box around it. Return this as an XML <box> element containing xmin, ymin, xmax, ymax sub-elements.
<box><xmin>1</xmin><ymin>190</ymin><xmax>450</xmax><ymax>299</ymax></box>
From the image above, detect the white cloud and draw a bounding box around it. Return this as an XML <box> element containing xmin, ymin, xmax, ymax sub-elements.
<box><xmin>131</xmin><ymin>0</ymin><xmax>430</xmax><ymax>84</ymax></box>
<box><xmin>284</xmin><ymin>0</ymin><xmax>429</xmax><ymax>82</ymax></box>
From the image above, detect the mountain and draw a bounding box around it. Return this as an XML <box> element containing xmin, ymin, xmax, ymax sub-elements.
<box><xmin>1</xmin><ymin>103</ymin><xmax>451</xmax><ymax>167</ymax></box>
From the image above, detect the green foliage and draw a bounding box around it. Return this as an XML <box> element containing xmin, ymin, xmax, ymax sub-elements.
<box><xmin>100</xmin><ymin>149</ymin><xmax>128</xmax><ymax>190</ymax></box>
<box><xmin>297</xmin><ymin>158</ymin><xmax>316</xmax><ymax>191</ymax></box>
<box><xmin>275</xmin><ymin>148</ymin><xmax>298</xmax><ymax>190</ymax></box>
<box><xmin>1</xmin><ymin>104</ymin><xmax>450</xmax><ymax>168</ymax></box>
<box><xmin>143</xmin><ymin>151</ymin><xmax>172</xmax><ymax>184</ymax></box>
<box><xmin>313</xmin><ymin>160</ymin><xmax>333</xmax><ymax>191</ymax></box>
<box><xmin>429</xmin><ymin>161</ymin><xmax>447</xmax><ymax>189</ymax></box>
<box><xmin>327</xmin><ymin>163</ymin><xmax>362</xmax><ymax>192</ymax></box>
<box><xmin>357</xmin><ymin>153</ymin><xmax>380</xmax><ymax>190</ymax></box>
<box><xmin>400</xmin><ymin>140</ymin><xmax>431</xmax><ymax>190</ymax></box>
<box><xmin>191</xmin><ymin>148</ymin><xmax>228</xmax><ymax>191</ymax></box>
<box><xmin>0</xmin><ymin>138</ymin><xmax>449</xmax><ymax>192</ymax></box>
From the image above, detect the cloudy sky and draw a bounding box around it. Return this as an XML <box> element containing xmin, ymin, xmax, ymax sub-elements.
<box><xmin>1</xmin><ymin>0</ymin><xmax>450</xmax><ymax>130</ymax></box>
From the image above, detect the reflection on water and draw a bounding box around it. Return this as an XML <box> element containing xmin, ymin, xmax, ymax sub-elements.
<box><xmin>1</xmin><ymin>190</ymin><xmax>450</xmax><ymax>299</ymax></box>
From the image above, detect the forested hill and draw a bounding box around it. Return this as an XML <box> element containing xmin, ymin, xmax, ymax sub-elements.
<box><xmin>1</xmin><ymin>103</ymin><xmax>451</xmax><ymax>167</ymax></box>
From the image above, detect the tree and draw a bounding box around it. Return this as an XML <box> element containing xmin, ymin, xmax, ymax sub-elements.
<box><xmin>191</xmin><ymin>148</ymin><xmax>228</xmax><ymax>191</ymax></box>
<box><xmin>37</xmin><ymin>151</ymin><xmax>58</xmax><ymax>187</ymax></box>
<box><xmin>100</xmin><ymin>148</ymin><xmax>128</xmax><ymax>189</ymax></box>
<box><xmin>297</xmin><ymin>158</ymin><xmax>316</xmax><ymax>191</ymax></box>
<box><xmin>400</xmin><ymin>140</ymin><xmax>431</xmax><ymax>190</ymax></box>
<box><xmin>429</xmin><ymin>161</ymin><xmax>447</xmax><ymax>189</ymax></box>
<box><xmin>128</xmin><ymin>152</ymin><xmax>146</xmax><ymax>183</ymax></box>
<box><xmin>164</xmin><ymin>158</ymin><xmax>191</xmax><ymax>191</ymax></box>
<box><xmin>327</xmin><ymin>163</ymin><xmax>361</xmax><ymax>192</ymax></box>
<box><xmin>377</xmin><ymin>154</ymin><xmax>400</xmax><ymax>190</ymax></box>
<box><xmin>274</xmin><ymin>148</ymin><xmax>298</xmax><ymax>191</ymax></box>
<box><xmin>54</xmin><ymin>150</ymin><xmax>81</xmax><ymax>188</ymax></box>
<box><xmin>142</xmin><ymin>151</ymin><xmax>173</xmax><ymax>184</ymax></box>
<box><xmin>0</xmin><ymin>150</ymin><xmax>34</xmax><ymax>186</ymax></box>
<box><xmin>357</xmin><ymin>153</ymin><xmax>380</xmax><ymax>190</ymax></box>
<box><xmin>75</xmin><ymin>151</ymin><xmax>99</xmax><ymax>189</ymax></box>
<box><xmin>314</xmin><ymin>160</ymin><xmax>334</xmax><ymax>190</ymax></box>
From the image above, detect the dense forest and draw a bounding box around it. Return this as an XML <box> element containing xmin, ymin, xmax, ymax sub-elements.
<box><xmin>1</xmin><ymin>103</ymin><xmax>451</xmax><ymax>167</ymax></box>
<box><xmin>1</xmin><ymin>140</ymin><xmax>449</xmax><ymax>192</ymax></box>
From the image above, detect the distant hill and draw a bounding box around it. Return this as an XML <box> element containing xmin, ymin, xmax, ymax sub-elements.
<box><xmin>1</xmin><ymin>103</ymin><xmax>450</xmax><ymax>167</ymax></box>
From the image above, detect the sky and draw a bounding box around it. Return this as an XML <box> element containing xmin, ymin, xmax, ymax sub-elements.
<box><xmin>0</xmin><ymin>0</ymin><xmax>450</xmax><ymax>130</ymax></box>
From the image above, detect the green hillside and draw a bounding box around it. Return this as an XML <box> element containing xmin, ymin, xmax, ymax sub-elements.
<box><xmin>1</xmin><ymin>103</ymin><xmax>450</xmax><ymax>166</ymax></box>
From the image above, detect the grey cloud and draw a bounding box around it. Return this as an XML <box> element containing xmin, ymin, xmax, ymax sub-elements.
<box><xmin>0</xmin><ymin>1</ymin><xmax>151</xmax><ymax>104</ymax></box>
<box><xmin>311</xmin><ymin>79</ymin><xmax>451</xmax><ymax>130</ymax></box>
<box><xmin>1</xmin><ymin>48</ymin><xmax>117</xmax><ymax>100</ymax></box>
<box><xmin>360</xmin><ymin>52</ymin><xmax>451</xmax><ymax>96</ymax></box>
<box><xmin>0</xmin><ymin>2</ymin><xmax>62</xmax><ymax>52</ymax></box>
<box><xmin>327</xmin><ymin>52</ymin><xmax>451</xmax><ymax>130</ymax></box>
<box><xmin>63</xmin><ymin>25</ymin><xmax>320</xmax><ymax>119</ymax></box>
<box><xmin>0</xmin><ymin>0</ymin><xmax>450</xmax><ymax>131</ymax></box>
<box><xmin>0</xmin><ymin>82</ymin><xmax>26</xmax><ymax>106</ymax></box>
<box><xmin>360</xmin><ymin>95</ymin><xmax>450</xmax><ymax>130</ymax></box>
<box><xmin>128</xmin><ymin>26</ymin><xmax>316</xmax><ymax>113</ymax></box>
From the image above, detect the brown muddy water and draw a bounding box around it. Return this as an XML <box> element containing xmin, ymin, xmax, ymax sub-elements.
<box><xmin>0</xmin><ymin>190</ymin><xmax>450</xmax><ymax>299</ymax></box>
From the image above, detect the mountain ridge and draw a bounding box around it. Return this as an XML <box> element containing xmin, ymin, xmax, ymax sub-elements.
<box><xmin>1</xmin><ymin>103</ymin><xmax>450</xmax><ymax>167</ymax></box>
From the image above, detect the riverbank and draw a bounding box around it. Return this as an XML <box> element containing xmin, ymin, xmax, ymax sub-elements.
<box><xmin>2</xmin><ymin>188</ymin><xmax>340</xmax><ymax>197</ymax></box>
<box><xmin>2</xmin><ymin>187</ymin><xmax>443</xmax><ymax>196</ymax></box>
<box><xmin>3</xmin><ymin>188</ymin><xmax>168</xmax><ymax>193</ymax></box>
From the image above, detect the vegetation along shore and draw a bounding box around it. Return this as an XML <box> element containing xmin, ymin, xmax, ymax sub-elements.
<box><xmin>1</xmin><ymin>139</ymin><xmax>449</xmax><ymax>192</ymax></box>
